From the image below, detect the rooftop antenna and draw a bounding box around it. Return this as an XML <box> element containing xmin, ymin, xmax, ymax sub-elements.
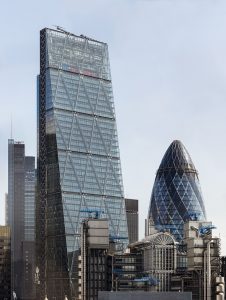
<box><xmin>10</xmin><ymin>113</ymin><xmax>13</xmax><ymax>139</ymax></box>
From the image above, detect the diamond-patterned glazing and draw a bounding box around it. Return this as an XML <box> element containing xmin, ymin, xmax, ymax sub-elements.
<box><xmin>148</xmin><ymin>140</ymin><xmax>206</xmax><ymax>241</ymax></box>
<box><xmin>38</xmin><ymin>28</ymin><xmax>128</xmax><ymax>299</ymax></box>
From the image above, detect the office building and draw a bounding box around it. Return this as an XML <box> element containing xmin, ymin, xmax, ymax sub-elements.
<box><xmin>5</xmin><ymin>193</ymin><xmax>8</xmax><ymax>225</ymax></box>
<box><xmin>148</xmin><ymin>140</ymin><xmax>206</xmax><ymax>241</ymax></box>
<box><xmin>171</xmin><ymin>220</ymin><xmax>221</xmax><ymax>300</ymax></box>
<box><xmin>8</xmin><ymin>140</ymin><xmax>36</xmax><ymax>299</ymax></box>
<box><xmin>130</xmin><ymin>231</ymin><xmax>177</xmax><ymax>292</ymax></box>
<box><xmin>21</xmin><ymin>240</ymin><xmax>36</xmax><ymax>300</ymax></box>
<box><xmin>37</xmin><ymin>27</ymin><xmax>128</xmax><ymax>300</ymax></box>
<box><xmin>8</xmin><ymin>139</ymin><xmax>25</xmax><ymax>297</ymax></box>
<box><xmin>0</xmin><ymin>226</ymin><xmax>11</xmax><ymax>300</ymax></box>
<box><xmin>78</xmin><ymin>218</ymin><xmax>109</xmax><ymax>300</ymax></box>
<box><xmin>110</xmin><ymin>251</ymin><xmax>144</xmax><ymax>292</ymax></box>
<box><xmin>125</xmin><ymin>198</ymin><xmax>138</xmax><ymax>244</ymax></box>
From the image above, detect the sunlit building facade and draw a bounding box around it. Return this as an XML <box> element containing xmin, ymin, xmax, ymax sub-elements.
<box><xmin>148</xmin><ymin>140</ymin><xmax>206</xmax><ymax>241</ymax></box>
<box><xmin>37</xmin><ymin>27</ymin><xmax>128</xmax><ymax>300</ymax></box>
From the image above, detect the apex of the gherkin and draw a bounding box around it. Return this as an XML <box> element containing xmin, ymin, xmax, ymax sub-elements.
<box><xmin>158</xmin><ymin>140</ymin><xmax>196</xmax><ymax>174</ymax></box>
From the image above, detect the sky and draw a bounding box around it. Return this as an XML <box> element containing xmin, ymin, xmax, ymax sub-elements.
<box><xmin>0</xmin><ymin>0</ymin><xmax>226</xmax><ymax>254</ymax></box>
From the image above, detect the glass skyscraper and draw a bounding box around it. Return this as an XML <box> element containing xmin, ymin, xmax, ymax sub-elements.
<box><xmin>37</xmin><ymin>27</ymin><xmax>128</xmax><ymax>300</ymax></box>
<box><xmin>148</xmin><ymin>140</ymin><xmax>206</xmax><ymax>241</ymax></box>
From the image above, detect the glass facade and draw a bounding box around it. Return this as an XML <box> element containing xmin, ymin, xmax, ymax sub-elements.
<box><xmin>148</xmin><ymin>140</ymin><xmax>206</xmax><ymax>241</ymax></box>
<box><xmin>24</xmin><ymin>157</ymin><xmax>35</xmax><ymax>241</ymax></box>
<box><xmin>37</xmin><ymin>28</ymin><xmax>128</xmax><ymax>300</ymax></box>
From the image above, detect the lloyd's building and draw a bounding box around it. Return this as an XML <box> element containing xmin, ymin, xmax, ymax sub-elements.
<box><xmin>36</xmin><ymin>28</ymin><xmax>128</xmax><ymax>300</ymax></box>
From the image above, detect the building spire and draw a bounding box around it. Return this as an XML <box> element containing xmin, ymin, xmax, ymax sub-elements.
<box><xmin>10</xmin><ymin>114</ymin><xmax>13</xmax><ymax>139</ymax></box>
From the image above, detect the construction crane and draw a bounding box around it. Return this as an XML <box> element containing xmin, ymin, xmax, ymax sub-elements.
<box><xmin>199</xmin><ymin>224</ymin><xmax>216</xmax><ymax>236</ymax></box>
<box><xmin>190</xmin><ymin>224</ymin><xmax>216</xmax><ymax>237</ymax></box>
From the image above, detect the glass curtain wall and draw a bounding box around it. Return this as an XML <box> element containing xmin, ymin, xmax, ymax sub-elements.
<box><xmin>37</xmin><ymin>28</ymin><xmax>128</xmax><ymax>300</ymax></box>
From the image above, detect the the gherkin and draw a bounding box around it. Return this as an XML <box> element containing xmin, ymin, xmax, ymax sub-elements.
<box><xmin>148</xmin><ymin>140</ymin><xmax>206</xmax><ymax>241</ymax></box>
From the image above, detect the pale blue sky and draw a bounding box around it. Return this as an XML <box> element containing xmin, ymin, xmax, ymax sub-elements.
<box><xmin>1</xmin><ymin>0</ymin><xmax>226</xmax><ymax>253</ymax></box>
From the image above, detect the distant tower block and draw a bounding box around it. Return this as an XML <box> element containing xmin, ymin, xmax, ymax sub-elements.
<box><xmin>148</xmin><ymin>140</ymin><xmax>206</xmax><ymax>241</ymax></box>
<box><xmin>125</xmin><ymin>199</ymin><xmax>138</xmax><ymax>243</ymax></box>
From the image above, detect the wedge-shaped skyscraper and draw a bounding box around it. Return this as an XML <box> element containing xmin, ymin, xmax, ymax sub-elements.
<box><xmin>148</xmin><ymin>140</ymin><xmax>206</xmax><ymax>241</ymax></box>
<box><xmin>37</xmin><ymin>28</ymin><xmax>128</xmax><ymax>299</ymax></box>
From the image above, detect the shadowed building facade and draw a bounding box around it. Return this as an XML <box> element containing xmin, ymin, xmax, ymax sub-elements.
<box><xmin>125</xmin><ymin>199</ymin><xmax>138</xmax><ymax>244</ymax></box>
<box><xmin>8</xmin><ymin>140</ymin><xmax>36</xmax><ymax>299</ymax></box>
<box><xmin>148</xmin><ymin>140</ymin><xmax>206</xmax><ymax>241</ymax></box>
<box><xmin>8</xmin><ymin>140</ymin><xmax>25</xmax><ymax>298</ymax></box>
<box><xmin>36</xmin><ymin>28</ymin><xmax>128</xmax><ymax>300</ymax></box>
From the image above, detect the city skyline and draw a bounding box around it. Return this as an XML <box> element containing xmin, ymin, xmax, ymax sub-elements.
<box><xmin>1</xmin><ymin>0</ymin><xmax>226</xmax><ymax>255</ymax></box>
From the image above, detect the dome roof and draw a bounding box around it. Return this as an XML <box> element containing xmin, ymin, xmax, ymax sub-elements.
<box><xmin>158</xmin><ymin>140</ymin><xmax>196</xmax><ymax>174</ymax></box>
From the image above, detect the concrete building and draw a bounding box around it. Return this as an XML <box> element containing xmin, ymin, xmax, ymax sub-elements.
<box><xmin>129</xmin><ymin>231</ymin><xmax>177</xmax><ymax>292</ymax></box>
<box><xmin>79</xmin><ymin>218</ymin><xmax>109</xmax><ymax>300</ymax></box>
<box><xmin>110</xmin><ymin>251</ymin><xmax>144</xmax><ymax>292</ymax></box>
<box><xmin>171</xmin><ymin>220</ymin><xmax>221</xmax><ymax>300</ymax></box>
<box><xmin>125</xmin><ymin>199</ymin><xmax>138</xmax><ymax>244</ymax></box>
<box><xmin>0</xmin><ymin>226</ymin><xmax>11</xmax><ymax>300</ymax></box>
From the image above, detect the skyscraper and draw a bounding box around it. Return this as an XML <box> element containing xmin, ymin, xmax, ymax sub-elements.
<box><xmin>148</xmin><ymin>140</ymin><xmax>206</xmax><ymax>241</ymax></box>
<box><xmin>8</xmin><ymin>139</ymin><xmax>25</xmax><ymax>298</ymax></box>
<box><xmin>8</xmin><ymin>140</ymin><xmax>36</xmax><ymax>299</ymax></box>
<box><xmin>37</xmin><ymin>27</ymin><xmax>128</xmax><ymax>300</ymax></box>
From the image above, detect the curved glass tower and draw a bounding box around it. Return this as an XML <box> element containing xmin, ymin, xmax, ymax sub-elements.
<box><xmin>148</xmin><ymin>140</ymin><xmax>206</xmax><ymax>241</ymax></box>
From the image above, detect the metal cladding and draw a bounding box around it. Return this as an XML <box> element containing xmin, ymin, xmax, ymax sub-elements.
<box><xmin>148</xmin><ymin>140</ymin><xmax>206</xmax><ymax>241</ymax></box>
